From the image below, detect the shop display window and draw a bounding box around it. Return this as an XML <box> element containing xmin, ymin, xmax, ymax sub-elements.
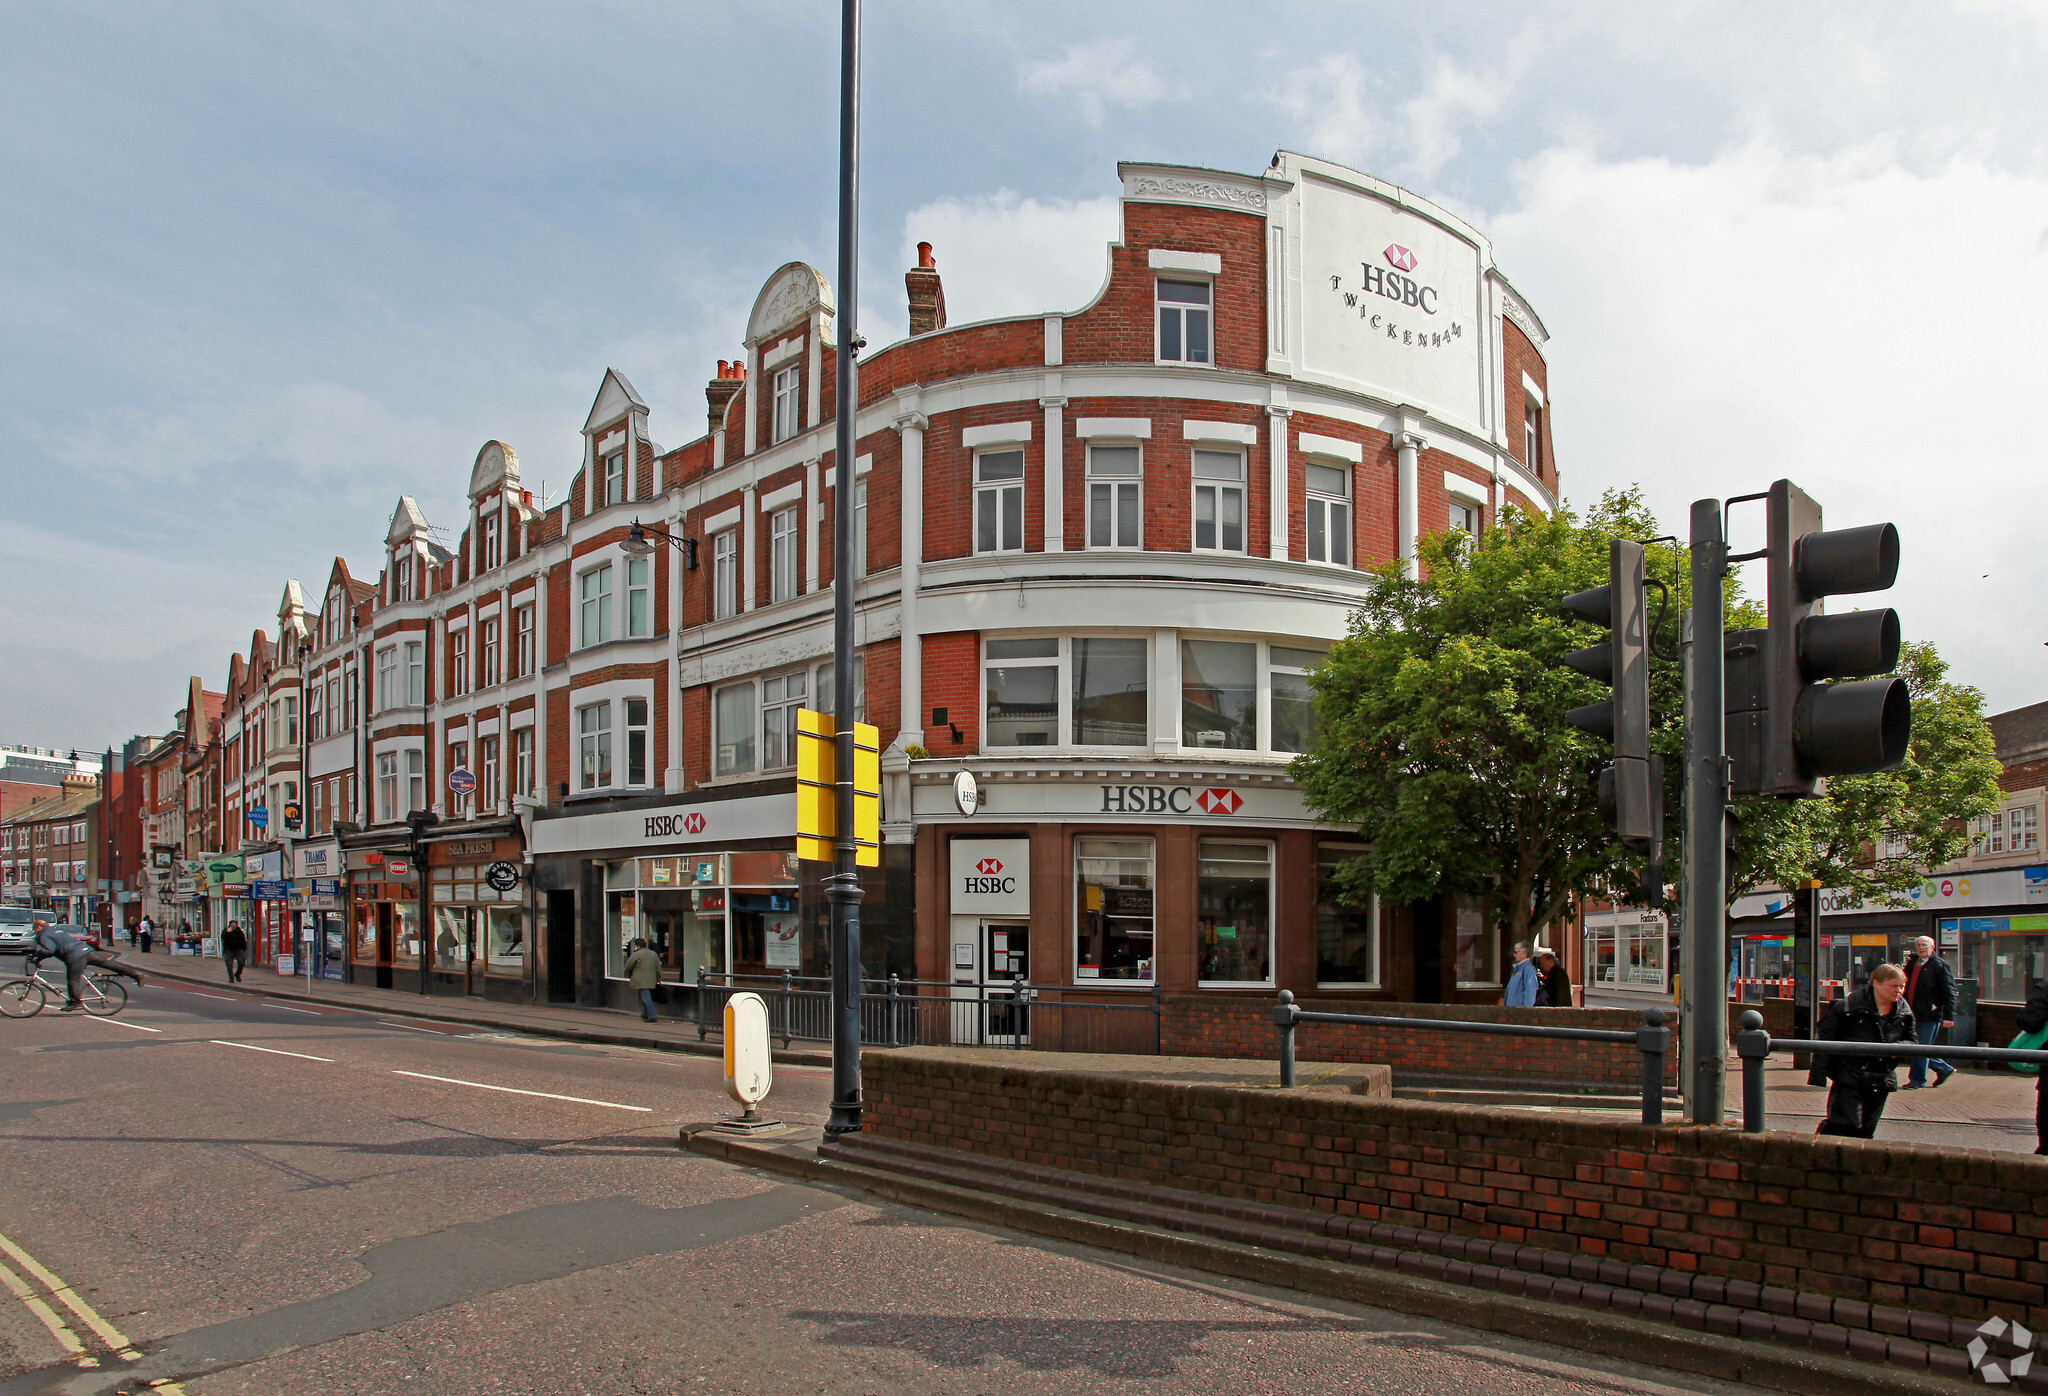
<box><xmin>486</xmin><ymin>907</ymin><xmax>524</xmax><ymax>970</ymax></box>
<box><xmin>1075</xmin><ymin>838</ymin><xmax>1154</xmax><ymax>982</ymax></box>
<box><xmin>393</xmin><ymin>901</ymin><xmax>420</xmax><ymax>965</ymax></box>
<box><xmin>1452</xmin><ymin>896</ymin><xmax>1498</xmax><ymax>987</ymax></box>
<box><xmin>1197</xmin><ymin>841</ymin><xmax>1273</xmax><ymax>985</ymax></box>
<box><xmin>1315</xmin><ymin>844</ymin><xmax>1377</xmax><ymax>985</ymax></box>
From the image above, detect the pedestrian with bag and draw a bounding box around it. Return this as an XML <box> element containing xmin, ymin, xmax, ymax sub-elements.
<box><xmin>1900</xmin><ymin>934</ymin><xmax>1958</xmax><ymax>1088</ymax></box>
<box><xmin>2011</xmin><ymin>974</ymin><xmax>2048</xmax><ymax>1155</ymax></box>
<box><xmin>220</xmin><ymin>921</ymin><xmax>248</xmax><ymax>983</ymax></box>
<box><xmin>1504</xmin><ymin>942</ymin><xmax>1540</xmax><ymax>1007</ymax></box>
<box><xmin>138</xmin><ymin>917</ymin><xmax>153</xmax><ymax>954</ymax></box>
<box><xmin>1535</xmin><ymin>945</ymin><xmax>1572</xmax><ymax>1007</ymax></box>
<box><xmin>624</xmin><ymin>937</ymin><xmax>661</xmax><ymax>1022</ymax></box>
<box><xmin>1810</xmin><ymin>962</ymin><xmax>1914</xmax><ymax>1138</ymax></box>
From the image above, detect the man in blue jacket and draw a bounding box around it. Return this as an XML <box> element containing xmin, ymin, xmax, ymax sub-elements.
<box><xmin>1504</xmin><ymin>941</ymin><xmax>1540</xmax><ymax>1007</ymax></box>
<box><xmin>30</xmin><ymin>920</ymin><xmax>145</xmax><ymax>1012</ymax></box>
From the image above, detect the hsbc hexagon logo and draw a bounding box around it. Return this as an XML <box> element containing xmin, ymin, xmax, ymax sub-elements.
<box><xmin>643</xmin><ymin>809</ymin><xmax>710</xmax><ymax>839</ymax></box>
<box><xmin>684</xmin><ymin>812</ymin><xmax>706</xmax><ymax>834</ymax></box>
<box><xmin>1382</xmin><ymin>243</ymin><xmax>1417</xmax><ymax>272</ymax></box>
<box><xmin>1196</xmin><ymin>789</ymin><xmax>1242</xmax><ymax>816</ymax></box>
<box><xmin>976</xmin><ymin>858</ymin><xmax>1004</xmax><ymax>875</ymax></box>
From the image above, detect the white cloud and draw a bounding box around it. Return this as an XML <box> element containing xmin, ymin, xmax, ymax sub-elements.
<box><xmin>1489</xmin><ymin>139</ymin><xmax>2048</xmax><ymax>710</ymax></box>
<box><xmin>1272</xmin><ymin>41</ymin><xmax>1542</xmax><ymax>184</ymax></box>
<box><xmin>1272</xmin><ymin>54</ymin><xmax>1385</xmax><ymax>172</ymax></box>
<box><xmin>1018</xmin><ymin>39</ymin><xmax>1167</xmax><ymax>127</ymax></box>
<box><xmin>895</xmin><ymin>192</ymin><xmax>1123</xmax><ymax>329</ymax></box>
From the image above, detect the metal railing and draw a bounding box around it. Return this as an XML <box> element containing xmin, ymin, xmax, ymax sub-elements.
<box><xmin>1273</xmin><ymin>989</ymin><xmax>1674</xmax><ymax>1126</ymax></box>
<box><xmin>692</xmin><ymin>971</ymin><xmax>1163</xmax><ymax>1054</ymax></box>
<box><xmin>1731</xmin><ymin>1007</ymin><xmax>2048</xmax><ymax>1132</ymax></box>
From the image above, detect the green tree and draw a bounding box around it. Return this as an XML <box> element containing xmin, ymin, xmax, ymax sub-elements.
<box><xmin>1292</xmin><ymin>488</ymin><xmax>1999</xmax><ymax>948</ymax></box>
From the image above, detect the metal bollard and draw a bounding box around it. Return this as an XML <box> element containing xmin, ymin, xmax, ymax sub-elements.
<box><xmin>887</xmin><ymin>973</ymin><xmax>901</xmax><ymax>1047</ymax></box>
<box><xmin>1733</xmin><ymin>1009</ymin><xmax>1772</xmax><ymax>1132</ymax></box>
<box><xmin>695</xmin><ymin>967</ymin><xmax>709</xmax><ymax>1041</ymax></box>
<box><xmin>1275</xmin><ymin>989</ymin><xmax>1299</xmax><ymax>1088</ymax></box>
<box><xmin>1011</xmin><ymin>975</ymin><xmax>1027</xmax><ymax>1050</ymax></box>
<box><xmin>1637</xmin><ymin>1007</ymin><xmax>1670</xmax><ymax>1126</ymax></box>
<box><xmin>779</xmin><ymin>969</ymin><xmax>794</xmax><ymax>1049</ymax></box>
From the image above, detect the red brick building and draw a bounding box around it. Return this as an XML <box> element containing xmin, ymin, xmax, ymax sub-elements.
<box><xmin>137</xmin><ymin>151</ymin><xmax>1562</xmax><ymax>1015</ymax></box>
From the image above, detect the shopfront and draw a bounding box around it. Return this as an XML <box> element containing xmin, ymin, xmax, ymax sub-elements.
<box><xmin>293</xmin><ymin>840</ymin><xmax>347</xmax><ymax>980</ymax></box>
<box><xmin>423</xmin><ymin>830</ymin><xmax>527</xmax><ymax>1001</ymax></box>
<box><xmin>1582</xmin><ymin>907</ymin><xmax>1670</xmax><ymax>1004</ymax></box>
<box><xmin>345</xmin><ymin>844</ymin><xmax>417</xmax><ymax>990</ymax></box>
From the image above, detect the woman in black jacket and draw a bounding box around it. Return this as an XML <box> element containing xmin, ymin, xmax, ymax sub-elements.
<box><xmin>1813</xmin><ymin>963</ymin><xmax>1915</xmax><ymax>1139</ymax></box>
<box><xmin>2013</xmin><ymin>976</ymin><xmax>2048</xmax><ymax>1155</ymax></box>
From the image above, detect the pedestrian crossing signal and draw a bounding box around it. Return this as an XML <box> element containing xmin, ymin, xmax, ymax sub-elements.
<box><xmin>795</xmin><ymin>709</ymin><xmax>880</xmax><ymax>866</ymax></box>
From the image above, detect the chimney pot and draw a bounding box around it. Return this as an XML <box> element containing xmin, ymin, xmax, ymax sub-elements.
<box><xmin>917</xmin><ymin>241</ymin><xmax>935</xmax><ymax>269</ymax></box>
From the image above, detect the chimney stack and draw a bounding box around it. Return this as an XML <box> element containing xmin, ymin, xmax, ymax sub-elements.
<box><xmin>906</xmin><ymin>241</ymin><xmax>947</xmax><ymax>337</ymax></box>
<box><xmin>706</xmin><ymin>358</ymin><xmax>745</xmax><ymax>433</ymax></box>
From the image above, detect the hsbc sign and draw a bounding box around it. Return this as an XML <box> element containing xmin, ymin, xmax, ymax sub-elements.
<box><xmin>950</xmin><ymin>838</ymin><xmax>1030</xmax><ymax>915</ymax></box>
<box><xmin>1100</xmin><ymin>785</ymin><xmax>1243</xmax><ymax>816</ymax></box>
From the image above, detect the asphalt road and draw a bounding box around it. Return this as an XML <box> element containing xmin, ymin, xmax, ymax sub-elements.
<box><xmin>0</xmin><ymin>981</ymin><xmax>1792</xmax><ymax>1396</ymax></box>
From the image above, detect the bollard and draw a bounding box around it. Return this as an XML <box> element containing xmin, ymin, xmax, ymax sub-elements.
<box><xmin>1637</xmin><ymin>1007</ymin><xmax>1670</xmax><ymax>1126</ymax></box>
<box><xmin>1012</xmin><ymin>975</ymin><xmax>1027</xmax><ymax>1050</ymax></box>
<box><xmin>1275</xmin><ymin>989</ymin><xmax>1298</xmax><ymax>1088</ymax></box>
<box><xmin>1734</xmin><ymin>1009</ymin><xmax>1772</xmax><ymax>1132</ymax></box>
<box><xmin>695</xmin><ymin>967</ymin><xmax>710</xmax><ymax>1042</ymax></box>
<box><xmin>887</xmin><ymin>973</ymin><xmax>901</xmax><ymax>1047</ymax></box>
<box><xmin>779</xmin><ymin>969</ymin><xmax>795</xmax><ymax>1049</ymax></box>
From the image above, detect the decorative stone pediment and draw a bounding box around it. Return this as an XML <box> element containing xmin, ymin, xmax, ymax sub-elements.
<box><xmin>468</xmin><ymin>440</ymin><xmax>522</xmax><ymax>498</ymax></box>
<box><xmin>746</xmin><ymin>262</ymin><xmax>835</xmax><ymax>345</ymax></box>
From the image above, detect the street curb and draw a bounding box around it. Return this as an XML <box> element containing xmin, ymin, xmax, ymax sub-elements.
<box><xmin>126</xmin><ymin>960</ymin><xmax>834</xmax><ymax>1067</ymax></box>
<box><xmin>681</xmin><ymin>1127</ymin><xmax>1962</xmax><ymax>1396</ymax></box>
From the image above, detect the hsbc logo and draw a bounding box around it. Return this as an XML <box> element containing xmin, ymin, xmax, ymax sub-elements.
<box><xmin>976</xmin><ymin>858</ymin><xmax>1003</xmax><ymax>875</ymax></box>
<box><xmin>684</xmin><ymin>813</ymin><xmax>706</xmax><ymax>834</ymax></box>
<box><xmin>1382</xmin><ymin>243</ymin><xmax>1417</xmax><ymax>272</ymax></box>
<box><xmin>644</xmin><ymin>810</ymin><xmax>710</xmax><ymax>839</ymax></box>
<box><xmin>1196</xmin><ymin>789</ymin><xmax>1242</xmax><ymax>816</ymax></box>
<box><xmin>1098</xmin><ymin>785</ymin><xmax>1244</xmax><ymax>817</ymax></box>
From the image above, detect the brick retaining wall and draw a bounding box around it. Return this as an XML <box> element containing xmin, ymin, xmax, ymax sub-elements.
<box><xmin>863</xmin><ymin>1047</ymin><xmax>2048</xmax><ymax>1334</ymax></box>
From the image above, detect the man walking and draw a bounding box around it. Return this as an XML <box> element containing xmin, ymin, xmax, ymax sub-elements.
<box><xmin>220</xmin><ymin>921</ymin><xmax>248</xmax><ymax>983</ymax></box>
<box><xmin>1900</xmin><ymin>935</ymin><xmax>1957</xmax><ymax>1088</ymax></box>
<box><xmin>1535</xmin><ymin>945</ymin><xmax>1572</xmax><ymax>1007</ymax></box>
<box><xmin>1813</xmin><ymin>962</ymin><xmax>1914</xmax><ymax>1137</ymax></box>
<box><xmin>138</xmin><ymin>917</ymin><xmax>154</xmax><ymax>954</ymax></box>
<box><xmin>1504</xmin><ymin>942</ymin><xmax>1540</xmax><ymax>1007</ymax></box>
<box><xmin>624</xmin><ymin>937</ymin><xmax>661</xmax><ymax>1022</ymax></box>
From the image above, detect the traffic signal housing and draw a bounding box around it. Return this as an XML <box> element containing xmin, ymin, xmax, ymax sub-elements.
<box><xmin>1738</xmin><ymin>480</ymin><xmax>1909</xmax><ymax>797</ymax></box>
<box><xmin>1563</xmin><ymin>537</ymin><xmax>1652</xmax><ymax>842</ymax></box>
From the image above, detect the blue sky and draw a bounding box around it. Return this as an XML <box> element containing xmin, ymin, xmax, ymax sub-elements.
<box><xmin>6</xmin><ymin>1</ymin><xmax>2048</xmax><ymax>748</ymax></box>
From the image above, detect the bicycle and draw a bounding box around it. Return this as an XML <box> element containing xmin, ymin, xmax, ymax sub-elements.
<box><xmin>0</xmin><ymin>962</ymin><xmax>128</xmax><ymax>1018</ymax></box>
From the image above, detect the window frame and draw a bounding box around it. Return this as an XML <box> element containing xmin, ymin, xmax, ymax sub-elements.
<box><xmin>480</xmin><ymin>615</ymin><xmax>502</xmax><ymax>688</ymax></box>
<box><xmin>449</xmin><ymin>627</ymin><xmax>470</xmax><ymax>697</ymax></box>
<box><xmin>577</xmin><ymin>701</ymin><xmax>613</xmax><ymax>792</ymax></box>
<box><xmin>712</xmin><ymin>530</ymin><xmax>738</xmax><ymax>620</ymax></box>
<box><xmin>769</xmin><ymin>506</ymin><xmax>799</xmax><ymax>604</ymax></box>
<box><xmin>973</xmin><ymin>449</ymin><xmax>1027</xmax><ymax>556</ymax></box>
<box><xmin>1189</xmin><ymin>449</ymin><xmax>1247</xmax><ymax>555</ymax></box>
<box><xmin>514</xmin><ymin>605</ymin><xmax>535</xmax><ymax>677</ymax></box>
<box><xmin>626</xmin><ymin>557</ymin><xmax>652</xmax><ymax>637</ymax></box>
<box><xmin>1304</xmin><ymin>462</ymin><xmax>1352</xmax><ymax>567</ymax></box>
<box><xmin>578</xmin><ymin>563</ymin><xmax>615</xmax><ymax>648</ymax></box>
<box><xmin>1449</xmin><ymin>499</ymin><xmax>1480</xmax><ymax>536</ymax></box>
<box><xmin>772</xmin><ymin>366</ymin><xmax>800</xmax><ymax>443</ymax></box>
<box><xmin>1155</xmin><ymin>277</ymin><xmax>1214</xmax><ymax>366</ymax></box>
<box><xmin>1313</xmin><ymin>843</ymin><xmax>1379</xmax><ymax>988</ymax></box>
<box><xmin>1074</xmin><ymin>836</ymin><xmax>1157</xmax><ymax>986</ymax></box>
<box><xmin>1084</xmin><ymin>444</ymin><xmax>1143</xmax><ymax>551</ymax></box>
<box><xmin>603</xmin><ymin>450</ymin><xmax>626</xmax><ymax>507</ymax></box>
<box><xmin>981</xmin><ymin>634</ymin><xmax>1151</xmax><ymax>754</ymax></box>
<box><xmin>1196</xmin><ymin>839</ymin><xmax>1276</xmax><ymax>988</ymax></box>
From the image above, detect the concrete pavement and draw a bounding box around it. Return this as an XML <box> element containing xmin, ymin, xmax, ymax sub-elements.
<box><xmin>0</xmin><ymin>978</ymin><xmax>1801</xmax><ymax>1396</ymax></box>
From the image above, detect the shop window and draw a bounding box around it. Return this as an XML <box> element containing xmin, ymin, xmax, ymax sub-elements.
<box><xmin>1191</xmin><ymin>451</ymin><xmax>1245</xmax><ymax>553</ymax></box>
<box><xmin>1181</xmin><ymin>638</ymin><xmax>1257</xmax><ymax>749</ymax></box>
<box><xmin>1585</xmin><ymin>915</ymin><xmax>1668</xmax><ymax>990</ymax></box>
<box><xmin>578</xmin><ymin>703</ymin><xmax>612</xmax><ymax>791</ymax></box>
<box><xmin>514</xmin><ymin>728</ymin><xmax>534</xmax><ymax>797</ymax></box>
<box><xmin>815</xmin><ymin>654</ymin><xmax>865</xmax><ymax>726</ymax></box>
<box><xmin>1269</xmin><ymin>645</ymin><xmax>1324</xmax><ymax>754</ymax></box>
<box><xmin>1315</xmin><ymin>845</ymin><xmax>1377</xmax><ymax>985</ymax></box>
<box><xmin>1071</xmin><ymin>637</ymin><xmax>1147</xmax><ymax>746</ymax></box>
<box><xmin>769</xmin><ymin>506</ymin><xmax>799</xmax><ymax>603</ymax></box>
<box><xmin>1197</xmin><ymin>842</ymin><xmax>1272</xmax><ymax>985</ymax></box>
<box><xmin>604</xmin><ymin>450</ymin><xmax>626</xmax><ymax>506</ymax></box>
<box><xmin>974</xmin><ymin>450</ymin><xmax>1025</xmax><ymax>555</ymax></box>
<box><xmin>1305</xmin><ymin>463</ymin><xmax>1351</xmax><ymax>566</ymax></box>
<box><xmin>625</xmin><ymin>697</ymin><xmax>650</xmax><ymax>787</ymax></box>
<box><xmin>1075</xmin><ymin>838</ymin><xmax>1154</xmax><ymax>982</ymax></box>
<box><xmin>772</xmin><ymin>366</ymin><xmax>800</xmax><ymax>443</ymax></box>
<box><xmin>579</xmin><ymin>564</ymin><xmax>614</xmax><ymax>647</ymax></box>
<box><xmin>486</xmin><ymin>906</ymin><xmax>524</xmax><ymax>971</ymax></box>
<box><xmin>1156</xmin><ymin>279</ymin><xmax>1212</xmax><ymax>365</ymax></box>
<box><xmin>1086</xmin><ymin>446</ymin><xmax>1141</xmax><ymax>549</ymax></box>
<box><xmin>449</xmin><ymin>628</ymin><xmax>470</xmax><ymax>697</ymax></box>
<box><xmin>714</xmin><ymin>683</ymin><xmax>756</xmax><ymax>778</ymax></box>
<box><xmin>761</xmin><ymin>671</ymin><xmax>806</xmax><ymax>770</ymax></box>
<box><xmin>627</xmin><ymin>557</ymin><xmax>652</xmax><ymax>636</ymax></box>
<box><xmin>1453</xmin><ymin>896</ymin><xmax>1498</xmax><ymax>987</ymax></box>
<box><xmin>712</xmin><ymin>530</ymin><xmax>738</xmax><ymax>620</ymax></box>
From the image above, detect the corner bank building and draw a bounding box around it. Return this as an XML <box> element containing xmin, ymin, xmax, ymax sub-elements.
<box><xmin>513</xmin><ymin>149</ymin><xmax>1560</xmax><ymax>1017</ymax></box>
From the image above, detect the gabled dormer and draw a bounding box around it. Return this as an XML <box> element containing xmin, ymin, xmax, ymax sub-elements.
<box><xmin>317</xmin><ymin>556</ymin><xmax>361</xmax><ymax>648</ymax></box>
<box><xmin>277</xmin><ymin>580</ymin><xmax>310</xmax><ymax>658</ymax></box>
<box><xmin>741</xmin><ymin>262</ymin><xmax>836</xmax><ymax>460</ymax></box>
<box><xmin>467</xmin><ymin>440</ymin><xmax>531</xmax><ymax>577</ymax></box>
<box><xmin>581</xmin><ymin>370</ymin><xmax>650</xmax><ymax>517</ymax></box>
<box><xmin>385</xmin><ymin>496</ymin><xmax>434</xmax><ymax>603</ymax></box>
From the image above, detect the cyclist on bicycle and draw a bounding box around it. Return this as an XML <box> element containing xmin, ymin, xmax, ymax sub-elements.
<box><xmin>28</xmin><ymin>919</ymin><xmax>145</xmax><ymax>1012</ymax></box>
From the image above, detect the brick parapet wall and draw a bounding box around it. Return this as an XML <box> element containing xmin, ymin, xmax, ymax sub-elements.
<box><xmin>1160</xmin><ymin>994</ymin><xmax>1676</xmax><ymax>1089</ymax></box>
<box><xmin>860</xmin><ymin>1048</ymin><xmax>2048</xmax><ymax>1335</ymax></box>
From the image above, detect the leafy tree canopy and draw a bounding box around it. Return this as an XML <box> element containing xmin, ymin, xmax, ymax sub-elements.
<box><xmin>1291</xmin><ymin>488</ymin><xmax>2000</xmax><ymax>944</ymax></box>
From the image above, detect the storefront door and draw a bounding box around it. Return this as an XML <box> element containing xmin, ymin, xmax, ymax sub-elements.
<box><xmin>983</xmin><ymin>920</ymin><xmax>1031</xmax><ymax>1043</ymax></box>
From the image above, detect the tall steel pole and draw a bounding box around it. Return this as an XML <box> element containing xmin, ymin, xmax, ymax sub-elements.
<box><xmin>1683</xmin><ymin>499</ymin><xmax>1728</xmax><ymax>1123</ymax></box>
<box><xmin>825</xmin><ymin>0</ymin><xmax>866</xmax><ymax>1140</ymax></box>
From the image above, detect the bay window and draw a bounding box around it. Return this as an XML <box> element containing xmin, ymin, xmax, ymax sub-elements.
<box><xmin>1181</xmin><ymin>639</ymin><xmax>1257</xmax><ymax>749</ymax></box>
<box><xmin>761</xmin><ymin>671</ymin><xmax>806</xmax><ymax>770</ymax></box>
<box><xmin>376</xmin><ymin>646</ymin><xmax>396</xmax><ymax>711</ymax></box>
<box><xmin>404</xmin><ymin>641</ymin><xmax>424</xmax><ymax>705</ymax></box>
<box><xmin>1268</xmin><ymin>646</ymin><xmax>1323</xmax><ymax>754</ymax></box>
<box><xmin>714</xmin><ymin>683</ymin><xmax>756</xmax><ymax>778</ymax></box>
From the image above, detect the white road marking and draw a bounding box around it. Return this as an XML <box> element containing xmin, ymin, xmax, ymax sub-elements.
<box><xmin>391</xmin><ymin>1069</ymin><xmax>652</xmax><ymax>1112</ymax></box>
<box><xmin>80</xmin><ymin>1014</ymin><xmax>162</xmax><ymax>1033</ymax></box>
<box><xmin>0</xmin><ymin>1229</ymin><xmax>141</xmax><ymax>1361</ymax></box>
<box><xmin>190</xmin><ymin>992</ymin><xmax>235</xmax><ymax>1001</ymax></box>
<box><xmin>211</xmin><ymin>1040</ymin><xmax>336</xmax><ymax>1063</ymax></box>
<box><xmin>276</xmin><ymin>1005</ymin><xmax>322</xmax><ymax>1014</ymax></box>
<box><xmin>378</xmin><ymin>1020</ymin><xmax>452</xmax><ymax>1034</ymax></box>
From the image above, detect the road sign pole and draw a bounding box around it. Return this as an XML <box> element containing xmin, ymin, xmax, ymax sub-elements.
<box><xmin>825</xmin><ymin>0</ymin><xmax>865</xmax><ymax>1141</ymax></box>
<box><xmin>1683</xmin><ymin>498</ymin><xmax>1728</xmax><ymax>1124</ymax></box>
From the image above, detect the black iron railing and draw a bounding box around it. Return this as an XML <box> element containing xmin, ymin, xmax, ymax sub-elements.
<box><xmin>692</xmin><ymin>971</ymin><xmax>1163</xmax><ymax>1055</ymax></box>
<box><xmin>1730</xmin><ymin>1007</ymin><xmax>2048</xmax><ymax>1132</ymax></box>
<box><xmin>1273</xmin><ymin>989</ymin><xmax>1674</xmax><ymax>1126</ymax></box>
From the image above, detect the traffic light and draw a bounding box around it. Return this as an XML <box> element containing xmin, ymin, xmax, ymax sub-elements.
<box><xmin>1730</xmin><ymin>480</ymin><xmax>1909</xmax><ymax>797</ymax></box>
<box><xmin>1562</xmin><ymin>537</ymin><xmax>1651</xmax><ymax>842</ymax></box>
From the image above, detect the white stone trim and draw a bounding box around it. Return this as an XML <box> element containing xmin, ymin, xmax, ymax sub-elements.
<box><xmin>1075</xmin><ymin>417</ymin><xmax>1152</xmax><ymax>440</ymax></box>
<box><xmin>1043</xmin><ymin>316</ymin><xmax>1063</xmax><ymax>367</ymax></box>
<box><xmin>962</xmin><ymin>421</ymin><xmax>1034</xmax><ymax>449</ymax></box>
<box><xmin>1180</xmin><ymin>420</ymin><xmax>1258</xmax><ymax>445</ymax></box>
<box><xmin>762</xmin><ymin>335</ymin><xmax>804</xmax><ymax>370</ymax></box>
<box><xmin>1147</xmin><ymin>249</ymin><xmax>1223</xmax><ymax>276</ymax></box>
<box><xmin>1521</xmin><ymin>371</ymin><xmax>1544</xmax><ymax>408</ymax></box>
<box><xmin>821</xmin><ymin>454</ymin><xmax>874</xmax><ymax>488</ymax></box>
<box><xmin>703</xmin><ymin>505</ymin><xmax>742</xmax><ymax>535</ymax></box>
<box><xmin>1444</xmin><ymin>470</ymin><xmax>1487</xmax><ymax>504</ymax></box>
<box><xmin>1297</xmin><ymin>432</ymin><xmax>1363</xmax><ymax>464</ymax></box>
<box><xmin>759</xmin><ymin>480</ymin><xmax>804</xmax><ymax>512</ymax></box>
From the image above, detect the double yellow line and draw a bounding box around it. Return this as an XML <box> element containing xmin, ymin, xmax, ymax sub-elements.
<box><xmin>0</xmin><ymin>1229</ymin><xmax>183</xmax><ymax>1390</ymax></box>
